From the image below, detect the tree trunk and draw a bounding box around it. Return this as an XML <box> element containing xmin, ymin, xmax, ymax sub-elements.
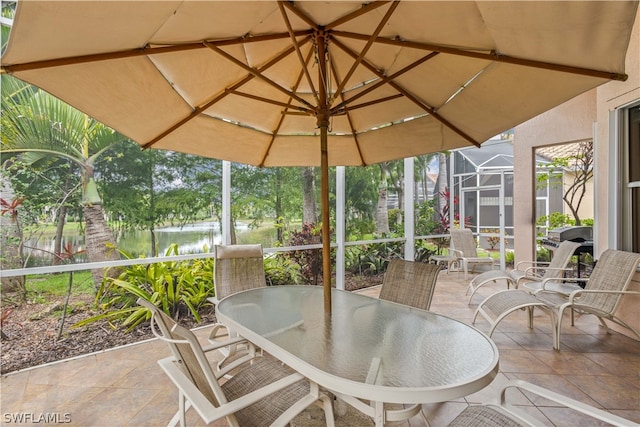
<box><xmin>83</xmin><ymin>204</ymin><xmax>120</xmax><ymax>291</ymax></box>
<box><xmin>302</xmin><ymin>167</ymin><xmax>317</xmax><ymax>224</ymax></box>
<box><xmin>150</xmin><ymin>227</ymin><xmax>157</xmax><ymax>256</ymax></box>
<box><xmin>376</xmin><ymin>164</ymin><xmax>390</xmax><ymax>235</ymax></box>
<box><xmin>375</xmin><ymin>186</ymin><xmax>390</xmax><ymax>235</ymax></box>
<box><xmin>275</xmin><ymin>170</ymin><xmax>284</xmax><ymax>244</ymax></box>
<box><xmin>53</xmin><ymin>204</ymin><xmax>67</xmax><ymax>264</ymax></box>
<box><xmin>229</xmin><ymin>213</ymin><xmax>237</xmax><ymax>244</ymax></box>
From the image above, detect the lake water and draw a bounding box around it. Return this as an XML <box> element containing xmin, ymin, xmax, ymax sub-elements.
<box><xmin>24</xmin><ymin>221</ymin><xmax>252</xmax><ymax>266</ymax></box>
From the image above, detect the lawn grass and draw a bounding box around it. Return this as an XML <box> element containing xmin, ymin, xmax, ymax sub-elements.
<box><xmin>26</xmin><ymin>271</ymin><xmax>95</xmax><ymax>298</ymax></box>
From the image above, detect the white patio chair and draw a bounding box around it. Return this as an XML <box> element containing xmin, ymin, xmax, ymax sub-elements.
<box><xmin>207</xmin><ymin>244</ymin><xmax>267</xmax><ymax>366</ymax></box>
<box><xmin>473</xmin><ymin>249</ymin><xmax>640</xmax><ymax>350</ymax></box>
<box><xmin>209</xmin><ymin>243</ymin><xmax>267</xmax><ymax>306</ymax></box>
<box><xmin>137</xmin><ymin>298</ymin><xmax>335</xmax><ymax>427</ymax></box>
<box><xmin>448</xmin><ymin>379</ymin><xmax>634</xmax><ymax>426</ymax></box>
<box><xmin>466</xmin><ymin>240</ymin><xmax>581</xmax><ymax>304</ymax></box>
<box><xmin>379</xmin><ymin>259</ymin><xmax>440</xmax><ymax>311</ymax></box>
<box><xmin>450</xmin><ymin>228</ymin><xmax>495</xmax><ymax>280</ymax></box>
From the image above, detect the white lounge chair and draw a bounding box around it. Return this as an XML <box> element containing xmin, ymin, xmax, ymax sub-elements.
<box><xmin>450</xmin><ymin>228</ymin><xmax>494</xmax><ymax>280</ymax></box>
<box><xmin>466</xmin><ymin>240</ymin><xmax>580</xmax><ymax>304</ymax></box>
<box><xmin>473</xmin><ymin>249</ymin><xmax>640</xmax><ymax>350</ymax></box>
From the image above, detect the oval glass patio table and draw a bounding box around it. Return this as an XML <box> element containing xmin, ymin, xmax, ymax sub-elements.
<box><xmin>216</xmin><ymin>285</ymin><xmax>499</xmax><ymax>425</ymax></box>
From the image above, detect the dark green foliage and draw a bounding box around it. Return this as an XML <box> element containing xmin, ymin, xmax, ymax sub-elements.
<box><xmin>74</xmin><ymin>244</ymin><xmax>214</xmax><ymax>331</ymax></box>
<box><xmin>344</xmin><ymin>241</ymin><xmax>404</xmax><ymax>276</ymax></box>
<box><xmin>264</xmin><ymin>254</ymin><xmax>302</xmax><ymax>286</ymax></box>
<box><xmin>414</xmin><ymin>241</ymin><xmax>437</xmax><ymax>263</ymax></box>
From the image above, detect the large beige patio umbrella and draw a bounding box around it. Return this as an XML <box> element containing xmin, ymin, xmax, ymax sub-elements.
<box><xmin>2</xmin><ymin>1</ymin><xmax>637</xmax><ymax>312</ymax></box>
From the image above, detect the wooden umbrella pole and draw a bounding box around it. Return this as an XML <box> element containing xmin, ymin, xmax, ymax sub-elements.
<box><xmin>321</xmin><ymin>123</ymin><xmax>331</xmax><ymax>314</ymax></box>
<box><xmin>317</xmin><ymin>29</ymin><xmax>332</xmax><ymax>314</ymax></box>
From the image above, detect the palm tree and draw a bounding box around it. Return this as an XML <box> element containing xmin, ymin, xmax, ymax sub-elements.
<box><xmin>1</xmin><ymin>76</ymin><xmax>125</xmax><ymax>289</ymax></box>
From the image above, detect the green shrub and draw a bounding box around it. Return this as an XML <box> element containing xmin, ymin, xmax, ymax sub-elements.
<box><xmin>414</xmin><ymin>241</ymin><xmax>437</xmax><ymax>263</ymax></box>
<box><xmin>504</xmin><ymin>250</ymin><xmax>515</xmax><ymax>267</ymax></box>
<box><xmin>536</xmin><ymin>247</ymin><xmax>551</xmax><ymax>263</ymax></box>
<box><xmin>74</xmin><ymin>244</ymin><xmax>214</xmax><ymax>331</ymax></box>
<box><xmin>344</xmin><ymin>242</ymin><xmax>403</xmax><ymax>275</ymax></box>
<box><xmin>264</xmin><ymin>253</ymin><xmax>302</xmax><ymax>286</ymax></box>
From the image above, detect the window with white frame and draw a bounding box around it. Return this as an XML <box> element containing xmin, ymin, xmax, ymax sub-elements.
<box><xmin>621</xmin><ymin>103</ymin><xmax>640</xmax><ymax>252</ymax></box>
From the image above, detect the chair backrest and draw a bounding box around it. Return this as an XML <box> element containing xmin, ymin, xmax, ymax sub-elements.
<box><xmin>214</xmin><ymin>244</ymin><xmax>267</xmax><ymax>302</ymax></box>
<box><xmin>450</xmin><ymin>228</ymin><xmax>480</xmax><ymax>257</ymax></box>
<box><xmin>137</xmin><ymin>298</ymin><xmax>225</xmax><ymax>409</ymax></box>
<box><xmin>379</xmin><ymin>259</ymin><xmax>440</xmax><ymax>310</ymax></box>
<box><xmin>580</xmin><ymin>249</ymin><xmax>640</xmax><ymax>314</ymax></box>
<box><xmin>542</xmin><ymin>240</ymin><xmax>581</xmax><ymax>279</ymax></box>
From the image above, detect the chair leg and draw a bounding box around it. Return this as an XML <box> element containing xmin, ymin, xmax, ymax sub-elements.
<box><xmin>555</xmin><ymin>307</ymin><xmax>567</xmax><ymax>350</ymax></box>
<box><xmin>319</xmin><ymin>394</ymin><xmax>336</xmax><ymax>427</ymax></box>
<box><xmin>168</xmin><ymin>391</ymin><xmax>187</xmax><ymax>427</ymax></box>
<box><xmin>527</xmin><ymin>306</ymin><xmax>534</xmax><ymax>329</ymax></box>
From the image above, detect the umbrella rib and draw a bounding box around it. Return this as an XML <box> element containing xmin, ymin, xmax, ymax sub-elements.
<box><xmin>279</xmin><ymin>1</ymin><xmax>319</xmax><ymax>31</ymax></box>
<box><xmin>332</xmin><ymin>38</ymin><xmax>481</xmax><ymax>148</ymax></box>
<box><xmin>325</xmin><ymin>1</ymin><xmax>392</xmax><ymax>31</ymax></box>
<box><xmin>329</xmin><ymin>57</ymin><xmax>367</xmax><ymax>167</ymax></box>
<box><xmin>226</xmin><ymin>89</ymin><xmax>314</xmax><ymax>115</ymax></box>
<box><xmin>0</xmin><ymin>32</ymin><xmax>312</xmax><ymax>74</ymax></box>
<box><xmin>259</xmin><ymin>45</ymin><xmax>315</xmax><ymax>168</ymax></box>
<box><xmin>330</xmin><ymin>51</ymin><xmax>439</xmax><ymax>115</ymax></box>
<box><xmin>278</xmin><ymin>1</ymin><xmax>319</xmax><ymax>105</ymax></box>
<box><xmin>143</xmin><ymin>37</ymin><xmax>311</xmax><ymax>149</ymax></box>
<box><xmin>330</xmin><ymin>1</ymin><xmax>399</xmax><ymax>104</ymax></box>
<box><xmin>334</xmin><ymin>31</ymin><xmax>629</xmax><ymax>82</ymax></box>
<box><xmin>205</xmin><ymin>42</ymin><xmax>315</xmax><ymax>111</ymax></box>
<box><xmin>340</xmin><ymin>93</ymin><xmax>405</xmax><ymax>113</ymax></box>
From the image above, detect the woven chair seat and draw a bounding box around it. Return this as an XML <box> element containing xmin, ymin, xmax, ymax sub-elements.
<box><xmin>467</xmin><ymin>270</ymin><xmax>515</xmax><ymax>304</ymax></box>
<box><xmin>449</xmin><ymin>405</ymin><xmax>525</xmax><ymax>427</ymax></box>
<box><xmin>466</xmin><ymin>241</ymin><xmax>581</xmax><ymax>304</ymax></box>
<box><xmin>223</xmin><ymin>357</ymin><xmax>310</xmax><ymax>426</ymax></box>
<box><xmin>474</xmin><ymin>250</ymin><xmax>640</xmax><ymax>350</ymax></box>
<box><xmin>481</xmin><ymin>290</ymin><xmax>545</xmax><ymax>317</ymax></box>
<box><xmin>447</xmin><ymin>380</ymin><xmax>633</xmax><ymax>426</ymax></box>
<box><xmin>137</xmin><ymin>298</ymin><xmax>335</xmax><ymax>427</ymax></box>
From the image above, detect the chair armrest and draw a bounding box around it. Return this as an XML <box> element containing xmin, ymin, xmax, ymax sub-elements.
<box><xmin>201</xmin><ymin>334</ymin><xmax>250</xmax><ymax>353</ymax></box>
<box><xmin>498</xmin><ymin>380</ymin><xmax>634</xmax><ymax>427</ymax></box>
<box><xmin>567</xmin><ymin>289</ymin><xmax>640</xmax><ymax>303</ymax></box>
<box><xmin>534</xmin><ymin>276</ymin><xmax>586</xmax><ymax>292</ymax></box>
<box><xmin>207</xmin><ymin>322</ymin><xmax>231</xmax><ymax>342</ymax></box>
<box><xmin>158</xmin><ymin>357</ymin><xmax>306</xmax><ymax>425</ymax></box>
<box><xmin>452</xmin><ymin>249</ymin><xmax>464</xmax><ymax>258</ymax></box>
<box><xmin>522</xmin><ymin>266</ymin><xmax>545</xmax><ymax>277</ymax></box>
<box><xmin>515</xmin><ymin>260</ymin><xmax>549</xmax><ymax>270</ymax></box>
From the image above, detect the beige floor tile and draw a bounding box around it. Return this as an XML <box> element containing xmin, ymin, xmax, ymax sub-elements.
<box><xmin>2</xmin><ymin>271</ymin><xmax>638</xmax><ymax>427</ymax></box>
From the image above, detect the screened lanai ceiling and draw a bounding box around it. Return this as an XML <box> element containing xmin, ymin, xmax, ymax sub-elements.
<box><xmin>1</xmin><ymin>1</ymin><xmax>638</xmax><ymax>168</ymax></box>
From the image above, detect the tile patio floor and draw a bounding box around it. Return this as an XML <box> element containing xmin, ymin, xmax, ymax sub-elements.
<box><xmin>2</xmin><ymin>268</ymin><xmax>639</xmax><ymax>426</ymax></box>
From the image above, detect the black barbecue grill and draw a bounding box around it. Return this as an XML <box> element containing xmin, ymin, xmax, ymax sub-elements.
<box><xmin>541</xmin><ymin>226</ymin><xmax>593</xmax><ymax>277</ymax></box>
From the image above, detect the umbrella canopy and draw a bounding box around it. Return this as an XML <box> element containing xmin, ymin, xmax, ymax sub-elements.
<box><xmin>2</xmin><ymin>1</ymin><xmax>637</xmax><ymax>312</ymax></box>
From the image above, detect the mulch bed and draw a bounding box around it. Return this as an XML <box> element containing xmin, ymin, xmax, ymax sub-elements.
<box><xmin>1</xmin><ymin>275</ymin><xmax>382</xmax><ymax>374</ymax></box>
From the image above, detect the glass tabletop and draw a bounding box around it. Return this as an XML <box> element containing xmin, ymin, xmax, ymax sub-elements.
<box><xmin>216</xmin><ymin>285</ymin><xmax>499</xmax><ymax>403</ymax></box>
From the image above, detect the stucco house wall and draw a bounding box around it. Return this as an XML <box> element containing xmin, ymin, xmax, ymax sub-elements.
<box><xmin>513</xmin><ymin>91</ymin><xmax>596</xmax><ymax>262</ymax></box>
<box><xmin>512</xmin><ymin>7</ymin><xmax>640</xmax><ymax>339</ymax></box>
